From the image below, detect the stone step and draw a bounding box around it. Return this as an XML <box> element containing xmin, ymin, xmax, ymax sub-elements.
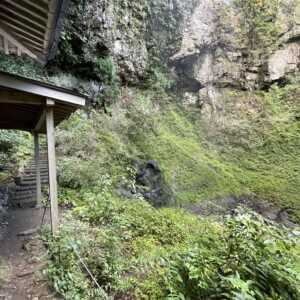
<box><xmin>25</xmin><ymin>160</ymin><xmax>48</xmax><ymax>164</ymax></box>
<box><xmin>25</xmin><ymin>163</ymin><xmax>49</xmax><ymax>169</ymax></box>
<box><xmin>13</xmin><ymin>190</ymin><xmax>36</xmax><ymax>199</ymax></box>
<box><xmin>22</xmin><ymin>173</ymin><xmax>49</xmax><ymax>178</ymax></box>
<box><xmin>24</xmin><ymin>165</ymin><xmax>49</xmax><ymax>170</ymax></box>
<box><xmin>21</xmin><ymin>175</ymin><xmax>49</xmax><ymax>181</ymax></box>
<box><xmin>18</xmin><ymin>180</ymin><xmax>48</xmax><ymax>187</ymax></box>
<box><xmin>11</xmin><ymin>198</ymin><xmax>37</xmax><ymax>208</ymax></box>
<box><xmin>15</xmin><ymin>188</ymin><xmax>35</xmax><ymax>195</ymax></box>
<box><xmin>23</xmin><ymin>170</ymin><xmax>49</xmax><ymax>176</ymax></box>
<box><xmin>15</xmin><ymin>185</ymin><xmax>37</xmax><ymax>192</ymax></box>
<box><xmin>21</xmin><ymin>176</ymin><xmax>48</xmax><ymax>183</ymax></box>
<box><xmin>15</xmin><ymin>187</ymin><xmax>36</xmax><ymax>193</ymax></box>
<box><xmin>23</xmin><ymin>164</ymin><xmax>49</xmax><ymax>170</ymax></box>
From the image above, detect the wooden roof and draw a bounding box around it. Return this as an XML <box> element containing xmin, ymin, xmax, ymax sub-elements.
<box><xmin>0</xmin><ymin>0</ymin><xmax>69</xmax><ymax>62</ymax></box>
<box><xmin>0</xmin><ymin>71</ymin><xmax>86</xmax><ymax>133</ymax></box>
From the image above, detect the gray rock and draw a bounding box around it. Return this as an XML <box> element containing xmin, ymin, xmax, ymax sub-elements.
<box><xmin>135</xmin><ymin>160</ymin><xmax>174</xmax><ymax>207</ymax></box>
<box><xmin>268</xmin><ymin>42</ymin><xmax>300</xmax><ymax>81</ymax></box>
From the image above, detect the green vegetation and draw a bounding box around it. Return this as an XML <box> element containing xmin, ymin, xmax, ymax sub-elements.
<box><xmin>0</xmin><ymin>53</ymin><xmax>47</xmax><ymax>81</ymax></box>
<box><xmin>56</xmin><ymin>79</ymin><xmax>300</xmax><ymax>220</ymax></box>
<box><xmin>0</xmin><ymin>260</ymin><xmax>8</xmax><ymax>287</ymax></box>
<box><xmin>44</xmin><ymin>191</ymin><xmax>300</xmax><ymax>299</ymax></box>
<box><xmin>1</xmin><ymin>1</ymin><xmax>300</xmax><ymax>298</ymax></box>
<box><xmin>234</xmin><ymin>0</ymin><xmax>280</xmax><ymax>51</ymax></box>
<box><xmin>0</xmin><ymin>130</ymin><xmax>33</xmax><ymax>181</ymax></box>
<box><xmin>0</xmin><ymin>54</ymin><xmax>120</xmax><ymax>108</ymax></box>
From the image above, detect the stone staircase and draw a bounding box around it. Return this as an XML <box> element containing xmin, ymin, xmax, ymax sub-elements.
<box><xmin>12</xmin><ymin>152</ymin><xmax>49</xmax><ymax>208</ymax></box>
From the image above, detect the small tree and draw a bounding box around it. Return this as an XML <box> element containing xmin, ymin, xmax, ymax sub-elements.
<box><xmin>234</xmin><ymin>0</ymin><xmax>280</xmax><ymax>50</ymax></box>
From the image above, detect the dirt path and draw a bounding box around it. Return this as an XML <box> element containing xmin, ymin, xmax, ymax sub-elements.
<box><xmin>0</xmin><ymin>207</ymin><xmax>59</xmax><ymax>300</ymax></box>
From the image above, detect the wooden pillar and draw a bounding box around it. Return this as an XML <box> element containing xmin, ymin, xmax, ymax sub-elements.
<box><xmin>34</xmin><ymin>132</ymin><xmax>42</xmax><ymax>206</ymax></box>
<box><xmin>46</xmin><ymin>100</ymin><xmax>58</xmax><ymax>233</ymax></box>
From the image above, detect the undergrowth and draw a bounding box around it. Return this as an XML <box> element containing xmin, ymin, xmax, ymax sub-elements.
<box><xmin>0</xmin><ymin>130</ymin><xmax>33</xmax><ymax>180</ymax></box>
<box><xmin>44</xmin><ymin>191</ymin><xmax>300</xmax><ymax>299</ymax></box>
<box><xmin>57</xmin><ymin>80</ymin><xmax>300</xmax><ymax>220</ymax></box>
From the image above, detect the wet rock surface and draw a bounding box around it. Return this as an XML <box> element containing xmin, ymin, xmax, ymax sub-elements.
<box><xmin>186</xmin><ymin>196</ymin><xmax>295</xmax><ymax>227</ymax></box>
<box><xmin>117</xmin><ymin>160</ymin><xmax>174</xmax><ymax>207</ymax></box>
<box><xmin>135</xmin><ymin>160</ymin><xmax>173</xmax><ymax>207</ymax></box>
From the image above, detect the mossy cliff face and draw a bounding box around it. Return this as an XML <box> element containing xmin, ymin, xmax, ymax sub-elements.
<box><xmin>50</xmin><ymin>0</ymin><xmax>300</xmax><ymax>221</ymax></box>
<box><xmin>171</xmin><ymin>0</ymin><xmax>300</xmax><ymax>106</ymax></box>
<box><xmin>56</xmin><ymin>0</ymin><xmax>300</xmax><ymax>97</ymax></box>
<box><xmin>53</xmin><ymin>0</ymin><xmax>199</xmax><ymax>82</ymax></box>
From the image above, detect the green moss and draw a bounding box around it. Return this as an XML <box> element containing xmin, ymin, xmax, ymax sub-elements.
<box><xmin>57</xmin><ymin>80</ymin><xmax>300</xmax><ymax>220</ymax></box>
<box><xmin>133</xmin><ymin>108</ymin><xmax>242</xmax><ymax>203</ymax></box>
<box><xmin>0</xmin><ymin>53</ymin><xmax>47</xmax><ymax>80</ymax></box>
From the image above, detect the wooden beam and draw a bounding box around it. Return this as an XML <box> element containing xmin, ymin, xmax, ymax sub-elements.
<box><xmin>21</xmin><ymin>0</ymin><xmax>49</xmax><ymax>14</ymax></box>
<box><xmin>44</xmin><ymin>0</ymin><xmax>57</xmax><ymax>52</ymax></box>
<box><xmin>46</xmin><ymin>98</ymin><xmax>55</xmax><ymax>106</ymax></box>
<box><xmin>0</xmin><ymin>5</ymin><xmax>46</xmax><ymax>32</ymax></box>
<box><xmin>34</xmin><ymin>109</ymin><xmax>46</xmax><ymax>132</ymax></box>
<box><xmin>0</xmin><ymin>72</ymin><xmax>86</xmax><ymax>106</ymax></box>
<box><xmin>34</xmin><ymin>132</ymin><xmax>42</xmax><ymax>206</ymax></box>
<box><xmin>12</xmin><ymin>32</ymin><xmax>44</xmax><ymax>50</ymax></box>
<box><xmin>3</xmin><ymin>38</ymin><xmax>9</xmax><ymax>55</ymax></box>
<box><xmin>46</xmin><ymin>101</ymin><xmax>58</xmax><ymax>233</ymax></box>
<box><xmin>0</xmin><ymin>26</ymin><xmax>38</xmax><ymax>59</ymax></box>
<box><xmin>2</xmin><ymin>22</ymin><xmax>45</xmax><ymax>43</ymax></box>
<box><xmin>0</xmin><ymin>14</ymin><xmax>45</xmax><ymax>50</ymax></box>
<box><xmin>0</xmin><ymin>17</ymin><xmax>45</xmax><ymax>39</ymax></box>
<box><xmin>0</xmin><ymin>90</ymin><xmax>44</xmax><ymax>105</ymax></box>
<box><xmin>3</xmin><ymin>0</ymin><xmax>48</xmax><ymax>23</ymax></box>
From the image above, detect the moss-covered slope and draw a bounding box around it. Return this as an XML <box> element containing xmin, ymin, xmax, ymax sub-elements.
<box><xmin>56</xmin><ymin>77</ymin><xmax>300</xmax><ymax>220</ymax></box>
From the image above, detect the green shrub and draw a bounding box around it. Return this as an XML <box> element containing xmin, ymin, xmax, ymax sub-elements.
<box><xmin>94</xmin><ymin>57</ymin><xmax>120</xmax><ymax>107</ymax></box>
<box><xmin>44</xmin><ymin>195</ymin><xmax>300</xmax><ymax>299</ymax></box>
<box><xmin>164</xmin><ymin>210</ymin><xmax>300</xmax><ymax>299</ymax></box>
<box><xmin>234</xmin><ymin>0</ymin><xmax>280</xmax><ymax>52</ymax></box>
<box><xmin>55</xmin><ymin>81</ymin><xmax>300</xmax><ymax>220</ymax></box>
<box><xmin>0</xmin><ymin>130</ymin><xmax>33</xmax><ymax>178</ymax></box>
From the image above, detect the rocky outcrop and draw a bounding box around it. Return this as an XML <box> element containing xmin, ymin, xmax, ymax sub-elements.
<box><xmin>186</xmin><ymin>196</ymin><xmax>295</xmax><ymax>228</ymax></box>
<box><xmin>54</xmin><ymin>0</ymin><xmax>198</xmax><ymax>83</ymax></box>
<box><xmin>269</xmin><ymin>42</ymin><xmax>300</xmax><ymax>81</ymax></box>
<box><xmin>167</xmin><ymin>0</ymin><xmax>300</xmax><ymax>114</ymax></box>
<box><xmin>135</xmin><ymin>160</ymin><xmax>173</xmax><ymax>207</ymax></box>
<box><xmin>55</xmin><ymin>0</ymin><xmax>300</xmax><ymax>97</ymax></box>
<box><xmin>117</xmin><ymin>160</ymin><xmax>173</xmax><ymax>207</ymax></box>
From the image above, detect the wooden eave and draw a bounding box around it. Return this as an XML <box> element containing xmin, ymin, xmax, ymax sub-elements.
<box><xmin>0</xmin><ymin>71</ymin><xmax>86</xmax><ymax>133</ymax></box>
<box><xmin>0</xmin><ymin>0</ymin><xmax>70</xmax><ymax>63</ymax></box>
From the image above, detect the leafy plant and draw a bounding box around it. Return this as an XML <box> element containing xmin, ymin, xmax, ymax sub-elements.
<box><xmin>234</xmin><ymin>0</ymin><xmax>280</xmax><ymax>51</ymax></box>
<box><xmin>44</xmin><ymin>196</ymin><xmax>300</xmax><ymax>299</ymax></box>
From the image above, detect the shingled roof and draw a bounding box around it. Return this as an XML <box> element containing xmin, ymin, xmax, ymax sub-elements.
<box><xmin>0</xmin><ymin>0</ymin><xmax>69</xmax><ymax>63</ymax></box>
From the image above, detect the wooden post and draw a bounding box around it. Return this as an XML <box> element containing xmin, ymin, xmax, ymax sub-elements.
<box><xmin>46</xmin><ymin>100</ymin><xmax>58</xmax><ymax>233</ymax></box>
<box><xmin>34</xmin><ymin>132</ymin><xmax>42</xmax><ymax>206</ymax></box>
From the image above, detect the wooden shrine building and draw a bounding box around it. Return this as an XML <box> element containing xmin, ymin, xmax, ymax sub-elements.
<box><xmin>0</xmin><ymin>0</ymin><xmax>86</xmax><ymax>232</ymax></box>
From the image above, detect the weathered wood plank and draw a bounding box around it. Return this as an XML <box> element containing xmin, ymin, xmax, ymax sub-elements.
<box><xmin>3</xmin><ymin>0</ymin><xmax>48</xmax><ymax>23</ymax></box>
<box><xmin>0</xmin><ymin>26</ymin><xmax>38</xmax><ymax>58</ymax></box>
<box><xmin>34</xmin><ymin>109</ymin><xmax>46</xmax><ymax>132</ymax></box>
<box><xmin>0</xmin><ymin>90</ymin><xmax>44</xmax><ymax>105</ymax></box>
<box><xmin>46</xmin><ymin>102</ymin><xmax>58</xmax><ymax>233</ymax></box>
<box><xmin>34</xmin><ymin>132</ymin><xmax>42</xmax><ymax>206</ymax></box>
<box><xmin>0</xmin><ymin>72</ymin><xmax>86</xmax><ymax>106</ymax></box>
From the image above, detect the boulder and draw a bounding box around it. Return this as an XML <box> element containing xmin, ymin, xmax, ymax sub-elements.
<box><xmin>135</xmin><ymin>160</ymin><xmax>174</xmax><ymax>207</ymax></box>
<box><xmin>269</xmin><ymin>42</ymin><xmax>300</xmax><ymax>81</ymax></box>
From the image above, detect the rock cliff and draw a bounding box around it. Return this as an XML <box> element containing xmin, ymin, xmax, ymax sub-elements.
<box><xmin>57</xmin><ymin>0</ymin><xmax>300</xmax><ymax>105</ymax></box>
